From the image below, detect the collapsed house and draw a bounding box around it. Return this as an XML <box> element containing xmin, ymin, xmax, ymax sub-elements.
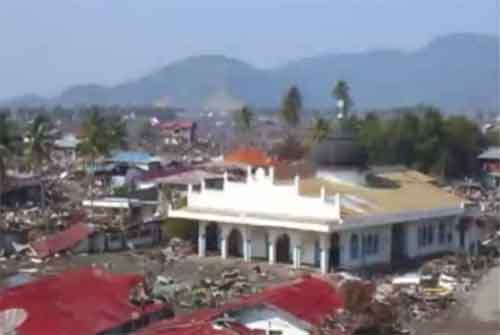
<box><xmin>53</xmin><ymin>133</ymin><xmax>80</xmax><ymax>163</ymax></box>
<box><xmin>157</xmin><ymin>120</ymin><xmax>197</xmax><ymax>145</ymax></box>
<box><xmin>478</xmin><ymin>146</ymin><xmax>500</xmax><ymax>187</ymax></box>
<box><xmin>81</xmin><ymin>196</ymin><xmax>163</xmax><ymax>252</ymax></box>
<box><xmin>136</xmin><ymin>276</ymin><xmax>342</xmax><ymax>335</ymax></box>
<box><xmin>0</xmin><ymin>267</ymin><xmax>173</xmax><ymax>335</ymax></box>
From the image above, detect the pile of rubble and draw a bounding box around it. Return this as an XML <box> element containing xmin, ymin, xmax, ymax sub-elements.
<box><xmin>319</xmin><ymin>252</ymin><xmax>499</xmax><ymax>335</ymax></box>
<box><xmin>151</xmin><ymin>267</ymin><xmax>259</xmax><ymax>310</ymax></box>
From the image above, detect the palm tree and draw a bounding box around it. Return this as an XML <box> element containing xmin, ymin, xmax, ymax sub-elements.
<box><xmin>78</xmin><ymin>108</ymin><xmax>126</xmax><ymax>221</ymax></box>
<box><xmin>332</xmin><ymin>80</ymin><xmax>353</xmax><ymax>116</ymax></box>
<box><xmin>24</xmin><ymin>115</ymin><xmax>53</xmax><ymax>229</ymax></box>
<box><xmin>233</xmin><ymin>106</ymin><xmax>254</xmax><ymax>144</ymax></box>
<box><xmin>234</xmin><ymin>106</ymin><xmax>254</xmax><ymax>132</ymax></box>
<box><xmin>306</xmin><ymin>117</ymin><xmax>331</xmax><ymax>147</ymax></box>
<box><xmin>280</xmin><ymin>86</ymin><xmax>302</xmax><ymax>129</ymax></box>
<box><xmin>0</xmin><ymin>113</ymin><xmax>18</xmax><ymax>214</ymax></box>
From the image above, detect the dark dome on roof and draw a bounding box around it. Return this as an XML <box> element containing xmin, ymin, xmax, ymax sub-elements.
<box><xmin>311</xmin><ymin>128</ymin><xmax>367</xmax><ymax>167</ymax></box>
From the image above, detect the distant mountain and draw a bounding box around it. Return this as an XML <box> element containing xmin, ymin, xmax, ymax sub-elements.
<box><xmin>1</xmin><ymin>93</ymin><xmax>47</xmax><ymax>107</ymax></box>
<box><xmin>3</xmin><ymin>33</ymin><xmax>499</xmax><ymax>111</ymax></box>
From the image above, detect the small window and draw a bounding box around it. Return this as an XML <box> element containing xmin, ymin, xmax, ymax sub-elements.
<box><xmin>427</xmin><ymin>225</ymin><xmax>434</xmax><ymax>245</ymax></box>
<box><xmin>350</xmin><ymin>234</ymin><xmax>359</xmax><ymax>259</ymax></box>
<box><xmin>373</xmin><ymin>234</ymin><xmax>379</xmax><ymax>253</ymax></box>
<box><xmin>438</xmin><ymin>223</ymin><xmax>446</xmax><ymax>244</ymax></box>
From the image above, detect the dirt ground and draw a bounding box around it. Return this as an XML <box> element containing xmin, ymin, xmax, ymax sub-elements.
<box><xmin>414</xmin><ymin>265</ymin><xmax>500</xmax><ymax>335</ymax></box>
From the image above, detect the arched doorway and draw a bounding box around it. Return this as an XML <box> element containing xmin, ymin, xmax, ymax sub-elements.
<box><xmin>227</xmin><ymin>229</ymin><xmax>244</xmax><ymax>257</ymax></box>
<box><xmin>276</xmin><ymin>234</ymin><xmax>291</xmax><ymax>264</ymax></box>
<box><xmin>206</xmin><ymin>223</ymin><xmax>220</xmax><ymax>253</ymax></box>
<box><xmin>329</xmin><ymin>233</ymin><xmax>340</xmax><ymax>270</ymax></box>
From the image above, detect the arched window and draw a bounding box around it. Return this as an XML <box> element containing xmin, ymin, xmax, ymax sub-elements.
<box><xmin>350</xmin><ymin>234</ymin><xmax>359</xmax><ymax>260</ymax></box>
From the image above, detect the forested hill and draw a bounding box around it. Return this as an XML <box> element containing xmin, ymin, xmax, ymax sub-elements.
<box><xmin>3</xmin><ymin>33</ymin><xmax>498</xmax><ymax>111</ymax></box>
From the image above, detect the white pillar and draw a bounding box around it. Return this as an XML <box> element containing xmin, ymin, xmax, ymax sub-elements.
<box><xmin>292</xmin><ymin>234</ymin><xmax>302</xmax><ymax>269</ymax></box>
<box><xmin>243</xmin><ymin>228</ymin><xmax>252</xmax><ymax>262</ymax></box>
<box><xmin>320</xmin><ymin>234</ymin><xmax>330</xmax><ymax>274</ymax></box>
<box><xmin>198</xmin><ymin>221</ymin><xmax>207</xmax><ymax>257</ymax></box>
<box><xmin>220</xmin><ymin>225</ymin><xmax>229</xmax><ymax>260</ymax></box>
<box><xmin>268</xmin><ymin>231</ymin><xmax>277</xmax><ymax>265</ymax></box>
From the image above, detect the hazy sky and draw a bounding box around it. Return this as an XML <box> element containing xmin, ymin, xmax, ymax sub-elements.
<box><xmin>0</xmin><ymin>0</ymin><xmax>498</xmax><ymax>99</ymax></box>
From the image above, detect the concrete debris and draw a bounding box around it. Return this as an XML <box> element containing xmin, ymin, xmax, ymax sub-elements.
<box><xmin>321</xmin><ymin>252</ymin><xmax>499</xmax><ymax>335</ymax></box>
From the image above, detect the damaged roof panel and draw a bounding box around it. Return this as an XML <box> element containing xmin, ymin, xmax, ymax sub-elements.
<box><xmin>31</xmin><ymin>222</ymin><xmax>93</xmax><ymax>258</ymax></box>
<box><xmin>137</xmin><ymin>276</ymin><xmax>342</xmax><ymax>335</ymax></box>
<box><xmin>0</xmin><ymin>267</ymin><xmax>159</xmax><ymax>335</ymax></box>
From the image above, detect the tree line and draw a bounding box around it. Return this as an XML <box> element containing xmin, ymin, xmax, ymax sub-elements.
<box><xmin>233</xmin><ymin>82</ymin><xmax>494</xmax><ymax>180</ymax></box>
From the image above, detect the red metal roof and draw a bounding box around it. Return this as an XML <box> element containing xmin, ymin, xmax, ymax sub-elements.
<box><xmin>0</xmin><ymin>267</ymin><xmax>162</xmax><ymax>335</ymax></box>
<box><xmin>31</xmin><ymin>222</ymin><xmax>93</xmax><ymax>258</ymax></box>
<box><xmin>224</xmin><ymin>147</ymin><xmax>277</xmax><ymax>167</ymax></box>
<box><xmin>137</xmin><ymin>276</ymin><xmax>342</xmax><ymax>335</ymax></box>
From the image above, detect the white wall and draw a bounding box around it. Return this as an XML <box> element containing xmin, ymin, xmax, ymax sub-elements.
<box><xmin>301</xmin><ymin>232</ymin><xmax>319</xmax><ymax>266</ymax></box>
<box><xmin>339</xmin><ymin>226</ymin><xmax>391</xmax><ymax>268</ymax></box>
<box><xmin>407</xmin><ymin>217</ymin><xmax>457</xmax><ymax>259</ymax></box>
<box><xmin>231</xmin><ymin>306</ymin><xmax>309</xmax><ymax>335</ymax></box>
<box><xmin>251</xmin><ymin>228</ymin><xmax>268</xmax><ymax>259</ymax></box>
<box><xmin>187</xmin><ymin>168</ymin><xmax>340</xmax><ymax>222</ymax></box>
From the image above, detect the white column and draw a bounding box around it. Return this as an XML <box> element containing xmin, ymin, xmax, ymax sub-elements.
<box><xmin>198</xmin><ymin>221</ymin><xmax>207</xmax><ymax>257</ymax></box>
<box><xmin>243</xmin><ymin>228</ymin><xmax>252</xmax><ymax>262</ymax></box>
<box><xmin>268</xmin><ymin>231</ymin><xmax>277</xmax><ymax>265</ymax></box>
<box><xmin>292</xmin><ymin>234</ymin><xmax>302</xmax><ymax>269</ymax></box>
<box><xmin>220</xmin><ymin>225</ymin><xmax>230</xmax><ymax>260</ymax></box>
<box><xmin>320</xmin><ymin>234</ymin><xmax>330</xmax><ymax>274</ymax></box>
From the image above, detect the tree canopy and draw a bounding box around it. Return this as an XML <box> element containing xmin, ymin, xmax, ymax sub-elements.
<box><xmin>333</xmin><ymin>80</ymin><xmax>353</xmax><ymax>115</ymax></box>
<box><xmin>356</xmin><ymin>105</ymin><xmax>487</xmax><ymax>179</ymax></box>
<box><xmin>233</xmin><ymin>105</ymin><xmax>254</xmax><ymax>132</ymax></box>
<box><xmin>280</xmin><ymin>86</ymin><xmax>302</xmax><ymax>128</ymax></box>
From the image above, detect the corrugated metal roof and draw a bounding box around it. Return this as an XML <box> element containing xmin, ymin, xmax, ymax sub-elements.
<box><xmin>108</xmin><ymin>150</ymin><xmax>159</xmax><ymax>164</ymax></box>
<box><xmin>0</xmin><ymin>267</ymin><xmax>166</xmax><ymax>335</ymax></box>
<box><xmin>136</xmin><ymin>276</ymin><xmax>342</xmax><ymax>335</ymax></box>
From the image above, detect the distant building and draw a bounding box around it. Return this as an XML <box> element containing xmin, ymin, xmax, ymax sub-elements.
<box><xmin>53</xmin><ymin>133</ymin><xmax>80</xmax><ymax>162</ymax></box>
<box><xmin>478</xmin><ymin>147</ymin><xmax>500</xmax><ymax>187</ymax></box>
<box><xmin>157</xmin><ymin>120</ymin><xmax>197</xmax><ymax>145</ymax></box>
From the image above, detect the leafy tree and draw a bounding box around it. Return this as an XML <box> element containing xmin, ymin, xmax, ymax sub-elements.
<box><xmin>356</xmin><ymin>105</ymin><xmax>486</xmax><ymax>179</ymax></box>
<box><xmin>233</xmin><ymin>106</ymin><xmax>254</xmax><ymax>133</ymax></box>
<box><xmin>280</xmin><ymin>86</ymin><xmax>302</xmax><ymax>129</ymax></box>
<box><xmin>138</xmin><ymin>120</ymin><xmax>161</xmax><ymax>145</ymax></box>
<box><xmin>306</xmin><ymin>117</ymin><xmax>331</xmax><ymax>147</ymax></box>
<box><xmin>358</xmin><ymin>113</ymin><xmax>388</xmax><ymax>164</ymax></box>
<box><xmin>440</xmin><ymin>116</ymin><xmax>483</xmax><ymax>178</ymax></box>
<box><xmin>333</xmin><ymin>80</ymin><xmax>353</xmax><ymax>115</ymax></box>
<box><xmin>108</xmin><ymin>115</ymin><xmax>128</xmax><ymax>149</ymax></box>
<box><xmin>78</xmin><ymin>108</ymin><xmax>124</xmax><ymax>221</ymax></box>
<box><xmin>24</xmin><ymin>115</ymin><xmax>53</xmax><ymax>229</ymax></box>
<box><xmin>0</xmin><ymin>113</ymin><xmax>19</xmax><ymax>213</ymax></box>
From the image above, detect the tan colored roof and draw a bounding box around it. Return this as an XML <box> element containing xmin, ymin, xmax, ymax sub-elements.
<box><xmin>298</xmin><ymin>170</ymin><xmax>464</xmax><ymax>217</ymax></box>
